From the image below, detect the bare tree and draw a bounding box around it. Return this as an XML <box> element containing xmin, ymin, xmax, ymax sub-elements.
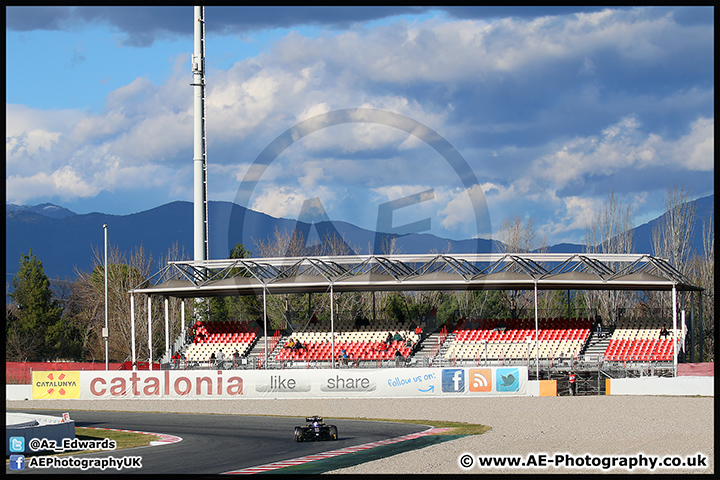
<box><xmin>688</xmin><ymin>204</ymin><xmax>714</xmax><ymax>361</ymax></box>
<box><xmin>584</xmin><ymin>191</ymin><xmax>635</xmax><ymax>324</ymax></box>
<box><xmin>652</xmin><ymin>184</ymin><xmax>697</xmax><ymax>273</ymax></box>
<box><xmin>496</xmin><ymin>215</ymin><xmax>547</xmax><ymax>318</ymax></box>
<box><xmin>67</xmin><ymin>244</ymin><xmax>157</xmax><ymax>362</ymax></box>
<box><xmin>648</xmin><ymin>185</ymin><xmax>698</xmax><ymax>323</ymax></box>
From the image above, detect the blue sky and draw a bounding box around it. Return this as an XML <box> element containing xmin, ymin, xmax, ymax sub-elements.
<box><xmin>6</xmin><ymin>6</ymin><xmax>714</xmax><ymax>250</ymax></box>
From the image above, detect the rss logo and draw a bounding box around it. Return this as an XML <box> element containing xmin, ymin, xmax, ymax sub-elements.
<box><xmin>469</xmin><ymin>369</ymin><xmax>492</xmax><ymax>392</ymax></box>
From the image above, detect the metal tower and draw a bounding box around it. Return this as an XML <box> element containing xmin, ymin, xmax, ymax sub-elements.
<box><xmin>192</xmin><ymin>6</ymin><xmax>208</xmax><ymax>263</ymax></box>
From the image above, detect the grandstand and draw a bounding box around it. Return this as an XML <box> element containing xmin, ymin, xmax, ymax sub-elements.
<box><xmin>443</xmin><ymin>317</ymin><xmax>593</xmax><ymax>365</ymax></box>
<box><xmin>274</xmin><ymin>318</ymin><xmax>419</xmax><ymax>365</ymax></box>
<box><xmin>169</xmin><ymin>313</ymin><xmax>685</xmax><ymax>374</ymax></box>
<box><xmin>129</xmin><ymin>253</ymin><xmax>702</xmax><ymax>378</ymax></box>
<box><xmin>176</xmin><ymin>317</ymin><xmax>421</xmax><ymax>368</ymax></box>
<box><xmin>182</xmin><ymin>321</ymin><xmax>260</xmax><ymax>364</ymax></box>
<box><xmin>603</xmin><ymin>318</ymin><xmax>681</xmax><ymax>362</ymax></box>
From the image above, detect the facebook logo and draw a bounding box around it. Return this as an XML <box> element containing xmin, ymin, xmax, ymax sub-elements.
<box><xmin>442</xmin><ymin>369</ymin><xmax>465</xmax><ymax>392</ymax></box>
<box><xmin>10</xmin><ymin>455</ymin><xmax>25</xmax><ymax>470</ymax></box>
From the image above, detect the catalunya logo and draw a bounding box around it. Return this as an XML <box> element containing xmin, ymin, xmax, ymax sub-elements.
<box><xmin>32</xmin><ymin>371</ymin><xmax>81</xmax><ymax>399</ymax></box>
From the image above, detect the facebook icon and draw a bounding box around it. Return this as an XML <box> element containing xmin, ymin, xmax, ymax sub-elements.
<box><xmin>442</xmin><ymin>369</ymin><xmax>465</xmax><ymax>392</ymax></box>
<box><xmin>10</xmin><ymin>455</ymin><xmax>25</xmax><ymax>470</ymax></box>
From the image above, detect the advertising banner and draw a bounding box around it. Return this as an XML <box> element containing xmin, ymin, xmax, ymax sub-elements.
<box><xmin>31</xmin><ymin>372</ymin><xmax>81</xmax><ymax>399</ymax></box>
<box><xmin>34</xmin><ymin>367</ymin><xmax>527</xmax><ymax>400</ymax></box>
<box><xmin>45</xmin><ymin>366</ymin><xmax>528</xmax><ymax>399</ymax></box>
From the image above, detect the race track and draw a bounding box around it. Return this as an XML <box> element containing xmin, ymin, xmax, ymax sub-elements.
<box><xmin>5</xmin><ymin>408</ymin><xmax>428</xmax><ymax>475</ymax></box>
<box><xmin>6</xmin><ymin>395</ymin><xmax>715</xmax><ymax>475</ymax></box>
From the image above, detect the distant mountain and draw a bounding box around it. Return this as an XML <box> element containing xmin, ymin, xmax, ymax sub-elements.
<box><xmin>6</xmin><ymin>202</ymin><xmax>76</xmax><ymax>219</ymax></box>
<box><xmin>5</xmin><ymin>195</ymin><xmax>713</xmax><ymax>285</ymax></box>
<box><xmin>631</xmin><ymin>194</ymin><xmax>713</xmax><ymax>256</ymax></box>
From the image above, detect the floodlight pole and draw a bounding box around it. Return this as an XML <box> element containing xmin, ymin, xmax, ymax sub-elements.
<box><xmin>103</xmin><ymin>224</ymin><xmax>109</xmax><ymax>370</ymax></box>
<box><xmin>192</xmin><ymin>6</ymin><xmax>209</xmax><ymax>325</ymax></box>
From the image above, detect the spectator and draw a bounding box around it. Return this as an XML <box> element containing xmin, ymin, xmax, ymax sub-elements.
<box><xmin>394</xmin><ymin>349</ymin><xmax>405</xmax><ymax>367</ymax></box>
<box><xmin>405</xmin><ymin>337</ymin><xmax>414</xmax><ymax>349</ymax></box>
<box><xmin>659</xmin><ymin>326</ymin><xmax>669</xmax><ymax>338</ymax></box>
<box><xmin>393</xmin><ymin>331</ymin><xmax>403</xmax><ymax>342</ymax></box>
<box><xmin>216</xmin><ymin>350</ymin><xmax>225</xmax><ymax>368</ymax></box>
<box><xmin>210</xmin><ymin>352</ymin><xmax>216</xmax><ymax>366</ymax></box>
<box><xmin>385</xmin><ymin>332</ymin><xmax>393</xmax><ymax>348</ymax></box>
<box><xmin>596</xmin><ymin>321</ymin><xmax>603</xmax><ymax>339</ymax></box>
<box><xmin>568</xmin><ymin>371</ymin><xmax>576</xmax><ymax>396</ymax></box>
<box><xmin>284</xmin><ymin>338</ymin><xmax>296</xmax><ymax>349</ymax></box>
<box><xmin>232</xmin><ymin>349</ymin><xmax>240</xmax><ymax>368</ymax></box>
<box><xmin>414</xmin><ymin>324</ymin><xmax>422</xmax><ymax>336</ymax></box>
<box><xmin>339</xmin><ymin>349</ymin><xmax>349</xmax><ymax>365</ymax></box>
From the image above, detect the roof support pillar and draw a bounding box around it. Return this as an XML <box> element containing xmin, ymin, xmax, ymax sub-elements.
<box><xmin>263</xmin><ymin>285</ymin><xmax>268</xmax><ymax>369</ymax></box>
<box><xmin>130</xmin><ymin>293</ymin><xmax>137</xmax><ymax>371</ymax></box>
<box><xmin>181</xmin><ymin>298</ymin><xmax>186</xmax><ymax>335</ymax></box>
<box><xmin>148</xmin><ymin>296</ymin><xmax>153</xmax><ymax>371</ymax></box>
<box><xmin>330</xmin><ymin>284</ymin><xmax>335</xmax><ymax>369</ymax></box>
<box><xmin>164</xmin><ymin>297</ymin><xmax>170</xmax><ymax>361</ymax></box>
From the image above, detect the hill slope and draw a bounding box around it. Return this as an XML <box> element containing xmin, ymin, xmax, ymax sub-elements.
<box><xmin>5</xmin><ymin>195</ymin><xmax>712</xmax><ymax>283</ymax></box>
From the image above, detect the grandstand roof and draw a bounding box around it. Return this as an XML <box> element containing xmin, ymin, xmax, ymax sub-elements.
<box><xmin>128</xmin><ymin>253</ymin><xmax>702</xmax><ymax>298</ymax></box>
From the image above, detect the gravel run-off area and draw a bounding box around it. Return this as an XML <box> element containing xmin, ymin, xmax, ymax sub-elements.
<box><xmin>6</xmin><ymin>395</ymin><xmax>714</xmax><ymax>474</ymax></box>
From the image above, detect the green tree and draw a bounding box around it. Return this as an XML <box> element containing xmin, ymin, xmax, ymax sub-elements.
<box><xmin>7</xmin><ymin>250</ymin><xmax>63</xmax><ymax>360</ymax></box>
<box><xmin>209</xmin><ymin>243</ymin><xmax>262</xmax><ymax>324</ymax></box>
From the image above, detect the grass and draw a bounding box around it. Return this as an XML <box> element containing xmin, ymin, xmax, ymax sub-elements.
<box><xmin>74</xmin><ymin>427</ymin><xmax>160</xmax><ymax>451</ymax></box>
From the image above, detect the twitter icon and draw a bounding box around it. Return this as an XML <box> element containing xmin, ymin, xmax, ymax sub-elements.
<box><xmin>496</xmin><ymin>368</ymin><xmax>520</xmax><ymax>392</ymax></box>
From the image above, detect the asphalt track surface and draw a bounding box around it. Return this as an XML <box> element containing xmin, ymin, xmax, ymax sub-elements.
<box><xmin>6</xmin><ymin>409</ymin><xmax>428</xmax><ymax>475</ymax></box>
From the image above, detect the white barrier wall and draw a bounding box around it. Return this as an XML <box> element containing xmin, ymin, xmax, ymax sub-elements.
<box><xmin>6</xmin><ymin>385</ymin><xmax>32</xmax><ymax>401</ymax></box>
<box><xmin>29</xmin><ymin>367</ymin><xmax>528</xmax><ymax>400</ymax></box>
<box><xmin>608</xmin><ymin>376</ymin><xmax>713</xmax><ymax>396</ymax></box>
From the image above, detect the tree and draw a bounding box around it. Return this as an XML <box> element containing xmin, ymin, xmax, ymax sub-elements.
<box><xmin>209</xmin><ymin>243</ymin><xmax>261</xmax><ymax>324</ymax></box>
<box><xmin>687</xmin><ymin>203</ymin><xmax>714</xmax><ymax>361</ymax></box>
<box><xmin>652</xmin><ymin>184</ymin><xmax>697</xmax><ymax>273</ymax></box>
<box><xmin>496</xmin><ymin>215</ymin><xmax>547</xmax><ymax>318</ymax></box>
<box><xmin>648</xmin><ymin>185</ymin><xmax>703</xmax><ymax>358</ymax></box>
<box><xmin>7</xmin><ymin>250</ymin><xmax>63</xmax><ymax>360</ymax></box>
<box><xmin>66</xmin><ymin>244</ymin><xmax>159</xmax><ymax>362</ymax></box>
<box><xmin>584</xmin><ymin>191</ymin><xmax>635</xmax><ymax>324</ymax></box>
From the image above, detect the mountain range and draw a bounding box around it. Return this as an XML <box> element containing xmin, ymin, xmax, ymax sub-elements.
<box><xmin>5</xmin><ymin>195</ymin><xmax>713</xmax><ymax>285</ymax></box>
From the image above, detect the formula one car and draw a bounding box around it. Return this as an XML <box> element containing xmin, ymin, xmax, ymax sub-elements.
<box><xmin>294</xmin><ymin>416</ymin><xmax>338</xmax><ymax>442</ymax></box>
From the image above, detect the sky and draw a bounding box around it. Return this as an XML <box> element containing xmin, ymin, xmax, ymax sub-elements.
<box><xmin>5</xmin><ymin>6</ymin><xmax>715</xmax><ymax>251</ymax></box>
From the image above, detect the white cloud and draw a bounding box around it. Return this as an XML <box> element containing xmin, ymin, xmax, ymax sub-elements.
<box><xmin>535</xmin><ymin>115</ymin><xmax>714</xmax><ymax>189</ymax></box>
<box><xmin>6</xmin><ymin>166</ymin><xmax>99</xmax><ymax>204</ymax></box>
<box><xmin>672</xmin><ymin>117</ymin><xmax>714</xmax><ymax>171</ymax></box>
<box><xmin>6</xmin><ymin>8</ymin><xmax>713</xmax><ymax>247</ymax></box>
<box><xmin>250</xmin><ymin>185</ymin><xmax>307</xmax><ymax>219</ymax></box>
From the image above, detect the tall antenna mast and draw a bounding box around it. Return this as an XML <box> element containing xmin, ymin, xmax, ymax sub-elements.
<box><xmin>192</xmin><ymin>6</ymin><xmax>208</xmax><ymax>263</ymax></box>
